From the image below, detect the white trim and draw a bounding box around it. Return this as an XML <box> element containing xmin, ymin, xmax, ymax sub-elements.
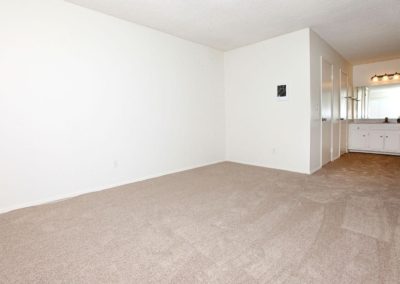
<box><xmin>331</xmin><ymin>154</ymin><xmax>341</xmax><ymax>161</ymax></box>
<box><xmin>348</xmin><ymin>150</ymin><xmax>400</xmax><ymax>156</ymax></box>
<box><xmin>0</xmin><ymin>160</ymin><xmax>224</xmax><ymax>214</ymax></box>
<box><xmin>225</xmin><ymin>159</ymin><xmax>310</xmax><ymax>175</ymax></box>
<box><xmin>309</xmin><ymin>165</ymin><xmax>322</xmax><ymax>174</ymax></box>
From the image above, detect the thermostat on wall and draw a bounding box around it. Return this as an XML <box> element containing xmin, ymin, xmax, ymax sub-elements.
<box><xmin>277</xmin><ymin>85</ymin><xmax>287</xmax><ymax>101</ymax></box>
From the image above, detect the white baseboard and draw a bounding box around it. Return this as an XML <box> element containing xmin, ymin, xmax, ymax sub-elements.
<box><xmin>0</xmin><ymin>160</ymin><xmax>225</xmax><ymax>215</ymax></box>
<box><xmin>348</xmin><ymin>150</ymin><xmax>400</xmax><ymax>156</ymax></box>
<box><xmin>331</xmin><ymin>154</ymin><xmax>341</xmax><ymax>161</ymax></box>
<box><xmin>225</xmin><ymin>159</ymin><xmax>310</xmax><ymax>175</ymax></box>
<box><xmin>309</xmin><ymin>166</ymin><xmax>322</xmax><ymax>174</ymax></box>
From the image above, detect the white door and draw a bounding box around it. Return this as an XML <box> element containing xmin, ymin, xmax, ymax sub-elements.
<box><xmin>369</xmin><ymin>131</ymin><xmax>385</xmax><ymax>151</ymax></box>
<box><xmin>340</xmin><ymin>71</ymin><xmax>348</xmax><ymax>155</ymax></box>
<box><xmin>384</xmin><ymin>132</ymin><xmax>400</xmax><ymax>152</ymax></box>
<box><xmin>321</xmin><ymin>59</ymin><xmax>333</xmax><ymax>166</ymax></box>
<box><xmin>331</xmin><ymin>67</ymin><xmax>340</xmax><ymax>160</ymax></box>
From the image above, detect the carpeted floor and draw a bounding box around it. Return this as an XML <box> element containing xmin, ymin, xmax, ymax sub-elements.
<box><xmin>1</xmin><ymin>153</ymin><xmax>400</xmax><ymax>283</ymax></box>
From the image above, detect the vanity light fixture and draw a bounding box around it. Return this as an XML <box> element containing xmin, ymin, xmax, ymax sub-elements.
<box><xmin>370</xmin><ymin>72</ymin><xmax>400</xmax><ymax>82</ymax></box>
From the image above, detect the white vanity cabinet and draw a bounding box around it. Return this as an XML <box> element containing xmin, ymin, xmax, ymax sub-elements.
<box><xmin>368</xmin><ymin>131</ymin><xmax>386</xmax><ymax>151</ymax></box>
<box><xmin>348</xmin><ymin>124</ymin><xmax>400</xmax><ymax>155</ymax></box>
<box><xmin>385</xmin><ymin>131</ymin><xmax>400</xmax><ymax>152</ymax></box>
<box><xmin>349</xmin><ymin>128</ymin><xmax>369</xmax><ymax>150</ymax></box>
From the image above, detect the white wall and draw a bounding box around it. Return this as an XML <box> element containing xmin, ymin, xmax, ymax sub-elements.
<box><xmin>309</xmin><ymin>30</ymin><xmax>352</xmax><ymax>173</ymax></box>
<box><xmin>0</xmin><ymin>1</ymin><xmax>355</xmax><ymax>212</ymax></box>
<box><xmin>225</xmin><ymin>29</ymin><xmax>311</xmax><ymax>174</ymax></box>
<box><xmin>353</xmin><ymin>58</ymin><xmax>400</xmax><ymax>87</ymax></box>
<box><xmin>0</xmin><ymin>0</ymin><xmax>225</xmax><ymax>212</ymax></box>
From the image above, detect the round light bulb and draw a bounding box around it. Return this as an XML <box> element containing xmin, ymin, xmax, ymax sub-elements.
<box><xmin>394</xmin><ymin>73</ymin><xmax>400</xmax><ymax>80</ymax></box>
<box><xmin>372</xmin><ymin>75</ymin><xmax>379</xmax><ymax>82</ymax></box>
<box><xmin>383</xmin><ymin>74</ymin><xmax>389</xmax><ymax>81</ymax></box>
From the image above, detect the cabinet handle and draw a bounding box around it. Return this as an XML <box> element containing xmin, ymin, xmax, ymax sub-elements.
<box><xmin>386</xmin><ymin>136</ymin><xmax>388</xmax><ymax>138</ymax></box>
<box><xmin>380</xmin><ymin>136</ymin><xmax>383</xmax><ymax>138</ymax></box>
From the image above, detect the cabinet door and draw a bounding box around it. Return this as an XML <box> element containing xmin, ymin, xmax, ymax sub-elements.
<box><xmin>349</xmin><ymin>130</ymin><xmax>369</xmax><ymax>150</ymax></box>
<box><xmin>384</xmin><ymin>131</ymin><xmax>400</xmax><ymax>152</ymax></box>
<box><xmin>369</xmin><ymin>131</ymin><xmax>385</xmax><ymax>151</ymax></box>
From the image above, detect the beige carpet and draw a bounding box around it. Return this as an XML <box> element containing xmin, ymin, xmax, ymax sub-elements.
<box><xmin>1</xmin><ymin>153</ymin><xmax>400</xmax><ymax>283</ymax></box>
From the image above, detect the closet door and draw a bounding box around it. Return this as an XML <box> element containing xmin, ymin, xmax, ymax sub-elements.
<box><xmin>340</xmin><ymin>71</ymin><xmax>348</xmax><ymax>155</ymax></box>
<box><xmin>331</xmin><ymin>66</ymin><xmax>340</xmax><ymax>160</ymax></box>
<box><xmin>321</xmin><ymin>58</ymin><xmax>333</xmax><ymax>166</ymax></box>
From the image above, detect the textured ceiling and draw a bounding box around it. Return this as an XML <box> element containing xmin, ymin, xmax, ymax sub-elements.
<box><xmin>66</xmin><ymin>0</ymin><xmax>400</xmax><ymax>64</ymax></box>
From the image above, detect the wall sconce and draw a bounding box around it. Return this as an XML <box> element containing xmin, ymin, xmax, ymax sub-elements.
<box><xmin>371</xmin><ymin>72</ymin><xmax>400</xmax><ymax>82</ymax></box>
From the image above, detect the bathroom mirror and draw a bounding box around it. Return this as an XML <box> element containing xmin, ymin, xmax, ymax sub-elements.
<box><xmin>353</xmin><ymin>83</ymin><xmax>400</xmax><ymax>119</ymax></box>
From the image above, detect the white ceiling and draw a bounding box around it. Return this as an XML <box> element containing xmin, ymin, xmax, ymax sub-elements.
<box><xmin>67</xmin><ymin>0</ymin><xmax>400</xmax><ymax>64</ymax></box>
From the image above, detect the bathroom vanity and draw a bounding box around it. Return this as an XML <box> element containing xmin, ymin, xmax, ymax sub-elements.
<box><xmin>348</xmin><ymin>123</ymin><xmax>400</xmax><ymax>155</ymax></box>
